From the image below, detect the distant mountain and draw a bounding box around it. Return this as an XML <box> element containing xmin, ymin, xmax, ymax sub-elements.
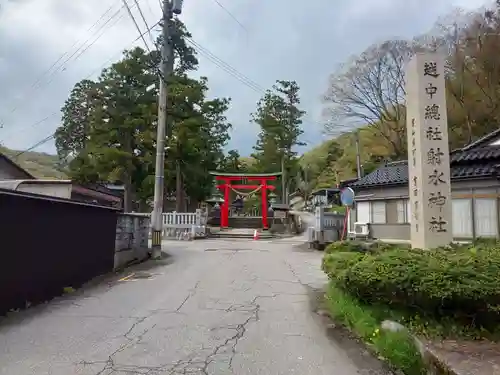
<box><xmin>0</xmin><ymin>147</ymin><xmax>68</xmax><ymax>179</ymax></box>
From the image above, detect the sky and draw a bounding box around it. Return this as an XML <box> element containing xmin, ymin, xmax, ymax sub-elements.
<box><xmin>0</xmin><ymin>0</ymin><xmax>490</xmax><ymax>156</ymax></box>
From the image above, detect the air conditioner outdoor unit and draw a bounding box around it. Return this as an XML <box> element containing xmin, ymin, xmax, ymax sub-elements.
<box><xmin>353</xmin><ymin>222</ymin><xmax>369</xmax><ymax>237</ymax></box>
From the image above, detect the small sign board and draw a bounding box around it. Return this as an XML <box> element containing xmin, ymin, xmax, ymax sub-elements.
<box><xmin>340</xmin><ymin>187</ymin><xmax>355</xmax><ymax>207</ymax></box>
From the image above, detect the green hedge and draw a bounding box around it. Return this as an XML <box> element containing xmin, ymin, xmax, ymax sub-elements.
<box><xmin>325</xmin><ymin>240</ymin><xmax>407</xmax><ymax>254</ymax></box>
<box><xmin>323</xmin><ymin>240</ymin><xmax>500</xmax><ymax>328</ymax></box>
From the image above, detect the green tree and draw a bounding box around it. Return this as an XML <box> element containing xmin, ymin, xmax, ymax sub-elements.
<box><xmin>164</xmin><ymin>76</ymin><xmax>231</xmax><ymax>210</ymax></box>
<box><xmin>55</xmin><ymin>79</ymin><xmax>97</xmax><ymax>162</ymax></box>
<box><xmin>251</xmin><ymin>80</ymin><xmax>306</xmax><ymax>200</ymax></box>
<box><xmin>220</xmin><ymin>149</ymin><xmax>242</xmax><ymax>173</ymax></box>
<box><xmin>55</xmin><ymin>31</ymin><xmax>231</xmax><ymax>211</ymax></box>
<box><xmin>81</xmin><ymin>47</ymin><xmax>158</xmax><ymax>211</ymax></box>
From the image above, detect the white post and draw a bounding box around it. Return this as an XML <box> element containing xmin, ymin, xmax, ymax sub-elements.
<box><xmin>406</xmin><ymin>52</ymin><xmax>452</xmax><ymax>249</ymax></box>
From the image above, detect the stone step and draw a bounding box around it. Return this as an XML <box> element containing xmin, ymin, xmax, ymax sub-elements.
<box><xmin>209</xmin><ymin>233</ymin><xmax>274</xmax><ymax>239</ymax></box>
<box><xmin>208</xmin><ymin>228</ymin><xmax>274</xmax><ymax>239</ymax></box>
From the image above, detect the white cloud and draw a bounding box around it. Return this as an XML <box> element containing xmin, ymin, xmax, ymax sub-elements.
<box><xmin>0</xmin><ymin>0</ymin><xmax>493</xmax><ymax>155</ymax></box>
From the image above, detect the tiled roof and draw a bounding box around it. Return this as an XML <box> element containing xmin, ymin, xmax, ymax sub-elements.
<box><xmin>352</xmin><ymin>145</ymin><xmax>500</xmax><ymax>188</ymax></box>
<box><xmin>461</xmin><ymin>128</ymin><xmax>500</xmax><ymax>151</ymax></box>
<box><xmin>352</xmin><ymin>163</ymin><xmax>408</xmax><ymax>187</ymax></box>
<box><xmin>450</xmin><ymin>145</ymin><xmax>500</xmax><ymax>162</ymax></box>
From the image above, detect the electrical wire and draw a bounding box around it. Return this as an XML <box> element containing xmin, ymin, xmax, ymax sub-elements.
<box><xmin>0</xmin><ymin>1</ymin><xmax>128</xmax><ymax>130</ymax></box>
<box><xmin>9</xmin><ymin>20</ymin><xmax>161</xmax><ymax>154</ymax></box>
<box><xmin>186</xmin><ymin>37</ymin><xmax>321</xmax><ymax>141</ymax></box>
<box><xmin>211</xmin><ymin>0</ymin><xmax>247</xmax><ymax>32</ymax></box>
<box><xmin>143</xmin><ymin>0</ymin><xmax>156</xmax><ymax>23</ymax></box>
<box><xmin>29</xmin><ymin>3</ymin><xmax>117</xmax><ymax>93</ymax></box>
<box><xmin>17</xmin><ymin>17</ymin><xmax>321</xmax><ymax>155</ymax></box>
<box><xmin>15</xmin><ymin>134</ymin><xmax>55</xmax><ymax>157</ymax></box>
<box><xmin>186</xmin><ymin>37</ymin><xmax>265</xmax><ymax>93</ymax></box>
<box><xmin>122</xmin><ymin>0</ymin><xmax>152</xmax><ymax>52</ymax></box>
<box><xmin>132</xmin><ymin>0</ymin><xmax>156</xmax><ymax>46</ymax></box>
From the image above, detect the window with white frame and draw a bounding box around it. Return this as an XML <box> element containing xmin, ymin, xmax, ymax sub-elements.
<box><xmin>452</xmin><ymin>199</ymin><xmax>473</xmax><ymax>238</ymax></box>
<box><xmin>474</xmin><ymin>198</ymin><xmax>498</xmax><ymax>237</ymax></box>
<box><xmin>356</xmin><ymin>201</ymin><xmax>370</xmax><ymax>223</ymax></box>
<box><xmin>371</xmin><ymin>201</ymin><xmax>386</xmax><ymax>224</ymax></box>
<box><xmin>396</xmin><ymin>199</ymin><xmax>410</xmax><ymax>223</ymax></box>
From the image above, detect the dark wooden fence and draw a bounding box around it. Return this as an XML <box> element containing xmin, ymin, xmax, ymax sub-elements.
<box><xmin>0</xmin><ymin>188</ymin><xmax>118</xmax><ymax>316</ymax></box>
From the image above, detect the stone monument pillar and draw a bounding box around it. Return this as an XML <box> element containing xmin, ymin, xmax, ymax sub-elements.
<box><xmin>406</xmin><ymin>52</ymin><xmax>453</xmax><ymax>249</ymax></box>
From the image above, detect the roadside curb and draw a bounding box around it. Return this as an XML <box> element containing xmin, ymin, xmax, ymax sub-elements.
<box><xmin>308</xmin><ymin>288</ymin><xmax>398</xmax><ymax>375</ymax></box>
<box><xmin>423</xmin><ymin>345</ymin><xmax>461</xmax><ymax>375</ymax></box>
<box><xmin>380</xmin><ymin>320</ymin><xmax>460</xmax><ymax>375</ymax></box>
<box><xmin>316</xmin><ymin>305</ymin><xmax>457</xmax><ymax>375</ymax></box>
<box><xmin>313</xmin><ymin>308</ymin><xmax>400</xmax><ymax>375</ymax></box>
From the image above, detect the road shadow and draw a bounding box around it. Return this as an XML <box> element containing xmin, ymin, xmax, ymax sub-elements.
<box><xmin>0</xmin><ymin>251</ymin><xmax>175</xmax><ymax>329</ymax></box>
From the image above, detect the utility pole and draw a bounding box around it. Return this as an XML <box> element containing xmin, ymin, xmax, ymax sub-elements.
<box><xmin>355</xmin><ymin>131</ymin><xmax>362</xmax><ymax>179</ymax></box>
<box><xmin>151</xmin><ymin>0</ymin><xmax>183</xmax><ymax>259</ymax></box>
<box><xmin>281</xmin><ymin>153</ymin><xmax>286</xmax><ymax>205</ymax></box>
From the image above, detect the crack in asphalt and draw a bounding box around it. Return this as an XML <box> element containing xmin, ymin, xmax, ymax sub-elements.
<box><xmin>80</xmin><ymin>281</ymin><xmax>204</xmax><ymax>374</ymax></box>
<box><xmin>176</xmin><ymin>281</ymin><xmax>201</xmax><ymax>313</ymax></box>
<box><xmin>283</xmin><ymin>259</ymin><xmax>319</xmax><ymax>291</ymax></box>
<box><xmin>80</xmin><ymin>257</ymin><xmax>314</xmax><ymax>374</ymax></box>
<box><xmin>81</xmin><ymin>293</ymin><xmax>281</xmax><ymax>375</ymax></box>
<box><xmin>166</xmin><ymin>295</ymin><xmax>265</xmax><ymax>375</ymax></box>
<box><xmin>82</xmin><ymin>318</ymin><xmax>158</xmax><ymax>375</ymax></box>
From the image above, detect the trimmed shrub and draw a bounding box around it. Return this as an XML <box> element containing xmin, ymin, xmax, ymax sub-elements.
<box><xmin>322</xmin><ymin>252</ymin><xmax>365</xmax><ymax>284</ymax></box>
<box><xmin>325</xmin><ymin>240</ymin><xmax>409</xmax><ymax>255</ymax></box>
<box><xmin>323</xmin><ymin>241</ymin><xmax>500</xmax><ymax>328</ymax></box>
<box><xmin>325</xmin><ymin>241</ymin><xmax>366</xmax><ymax>254</ymax></box>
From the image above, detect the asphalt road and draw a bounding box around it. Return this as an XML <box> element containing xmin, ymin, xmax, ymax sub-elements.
<box><xmin>0</xmin><ymin>237</ymin><xmax>389</xmax><ymax>375</ymax></box>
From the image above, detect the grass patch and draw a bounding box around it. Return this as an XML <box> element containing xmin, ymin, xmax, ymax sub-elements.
<box><xmin>325</xmin><ymin>282</ymin><xmax>426</xmax><ymax>375</ymax></box>
<box><xmin>323</xmin><ymin>240</ymin><xmax>500</xmax><ymax>338</ymax></box>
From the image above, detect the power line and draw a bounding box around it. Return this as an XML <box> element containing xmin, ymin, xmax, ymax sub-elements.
<box><xmin>85</xmin><ymin>20</ymin><xmax>161</xmax><ymax>78</ymax></box>
<box><xmin>17</xmin><ymin>22</ymin><xmax>321</xmax><ymax>156</ymax></box>
<box><xmin>18</xmin><ymin>18</ymin><xmax>322</xmax><ymax>156</ymax></box>
<box><xmin>9</xmin><ymin>20</ymin><xmax>161</xmax><ymax>153</ymax></box>
<box><xmin>15</xmin><ymin>134</ymin><xmax>55</xmax><ymax>157</ymax></box>
<box><xmin>211</xmin><ymin>0</ymin><xmax>247</xmax><ymax>32</ymax></box>
<box><xmin>132</xmin><ymin>0</ymin><xmax>155</xmax><ymax>46</ymax></box>
<box><xmin>186</xmin><ymin>37</ymin><xmax>323</xmax><ymax>141</ymax></box>
<box><xmin>143</xmin><ymin>0</ymin><xmax>156</xmax><ymax>22</ymax></box>
<box><xmin>122</xmin><ymin>0</ymin><xmax>152</xmax><ymax>52</ymax></box>
<box><xmin>36</xmin><ymin>4</ymin><xmax>126</xmax><ymax>88</ymax></box>
<box><xmin>70</xmin><ymin>11</ymin><xmax>127</xmax><ymax>64</ymax></box>
<box><xmin>29</xmin><ymin>3</ymin><xmax>118</xmax><ymax>93</ymax></box>
<box><xmin>186</xmin><ymin>38</ymin><xmax>265</xmax><ymax>93</ymax></box>
<box><xmin>0</xmin><ymin>2</ymin><xmax>127</xmax><ymax>130</ymax></box>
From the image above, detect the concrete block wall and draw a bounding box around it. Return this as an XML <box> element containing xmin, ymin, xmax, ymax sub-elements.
<box><xmin>114</xmin><ymin>213</ymin><xmax>151</xmax><ymax>270</ymax></box>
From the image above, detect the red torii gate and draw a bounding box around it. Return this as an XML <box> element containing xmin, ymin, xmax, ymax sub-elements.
<box><xmin>209</xmin><ymin>172</ymin><xmax>281</xmax><ymax>229</ymax></box>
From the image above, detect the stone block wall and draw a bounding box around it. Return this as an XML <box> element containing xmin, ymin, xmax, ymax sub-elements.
<box><xmin>114</xmin><ymin>213</ymin><xmax>150</xmax><ymax>270</ymax></box>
